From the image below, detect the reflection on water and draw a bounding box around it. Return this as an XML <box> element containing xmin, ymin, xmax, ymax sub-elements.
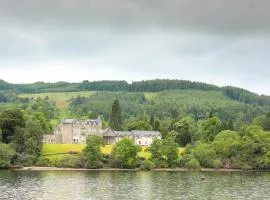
<box><xmin>1</xmin><ymin>170</ymin><xmax>270</xmax><ymax>200</ymax></box>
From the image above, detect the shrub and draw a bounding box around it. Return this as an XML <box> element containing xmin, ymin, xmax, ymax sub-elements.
<box><xmin>110</xmin><ymin>138</ymin><xmax>141</xmax><ymax>169</ymax></box>
<box><xmin>140</xmin><ymin>160</ymin><xmax>155</xmax><ymax>170</ymax></box>
<box><xmin>62</xmin><ymin>156</ymin><xmax>84</xmax><ymax>168</ymax></box>
<box><xmin>211</xmin><ymin>159</ymin><xmax>223</xmax><ymax>169</ymax></box>
<box><xmin>151</xmin><ymin>158</ymin><xmax>168</xmax><ymax>168</ymax></box>
<box><xmin>36</xmin><ymin>157</ymin><xmax>51</xmax><ymax>167</ymax></box>
<box><xmin>83</xmin><ymin>136</ymin><xmax>104</xmax><ymax>169</ymax></box>
<box><xmin>52</xmin><ymin>160</ymin><xmax>63</xmax><ymax>168</ymax></box>
<box><xmin>242</xmin><ymin>164</ymin><xmax>252</xmax><ymax>171</ymax></box>
<box><xmin>185</xmin><ymin>158</ymin><xmax>200</xmax><ymax>170</ymax></box>
<box><xmin>0</xmin><ymin>143</ymin><xmax>15</xmax><ymax>168</ymax></box>
<box><xmin>231</xmin><ymin>159</ymin><xmax>244</xmax><ymax>169</ymax></box>
<box><xmin>180</xmin><ymin>154</ymin><xmax>194</xmax><ymax>167</ymax></box>
<box><xmin>12</xmin><ymin>153</ymin><xmax>36</xmax><ymax>166</ymax></box>
<box><xmin>192</xmin><ymin>143</ymin><xmax>217</xmax><ymax>168</ymax></box>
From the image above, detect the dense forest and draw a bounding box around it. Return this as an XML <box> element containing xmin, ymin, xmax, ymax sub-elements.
<box><xmin>1</xmin><ymin>79</ymin><xmax>270</xmax><ymax>106</ymax></box>
<box><xmin>1</xmin><ymin>79</ymin><xmax>270</xmax><ymax>170</ymax></box>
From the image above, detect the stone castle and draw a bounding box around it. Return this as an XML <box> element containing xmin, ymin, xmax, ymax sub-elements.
<box><xmin>43</xmin><ymin>117</ymin><xmax>161</xmax><ymax>146</ymax></box>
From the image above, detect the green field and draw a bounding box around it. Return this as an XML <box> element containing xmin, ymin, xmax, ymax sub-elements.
<box><xmin>42</xmin><ymin>144</ymin><xmax>183</xmax><ymax>161</ymax></box>
<box><xmin>19</xmin><ymin>91</ymin><xmax>95</xmax><ymax>110</ymax></box>
<box><xmin>42</xmin><ymin>144</ymin><xmax>150</xmax><ymax>160</ymax></box>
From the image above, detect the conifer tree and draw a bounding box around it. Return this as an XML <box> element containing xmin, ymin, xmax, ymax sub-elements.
<box><xmin>110</xmin><ymin>99</ymin><xmax>122</xmax><ymax>130</ymax></box>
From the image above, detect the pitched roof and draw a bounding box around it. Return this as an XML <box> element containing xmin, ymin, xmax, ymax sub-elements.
<box><xmin>102</xmin><ymin>129</ymin><xmax>161</xmax><ymax>138</ymax></box>
<box><xmin>131</xmin><ymin>130</ymin><xmax>161</xmax><ymax>137</ymax></box>
<box><xmin>114</xmin><ymin>131</ymin><xmax>133</xmax><ymax>137</ymax></box>
<box><xmin>102</xmin><ymin>129</ymin><xmax>133</xmax><ymax>137</ymax></box>
<box><xmin>62</xmin><ymin>119</ymin><xmax>77</xmax><ymax>124</ymax></box>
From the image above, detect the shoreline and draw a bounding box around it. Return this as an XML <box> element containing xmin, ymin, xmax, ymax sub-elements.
<box><xmin>10</xmin><ymin>166</ymin><xmax>247</xmax><ymax>172</ymax></box>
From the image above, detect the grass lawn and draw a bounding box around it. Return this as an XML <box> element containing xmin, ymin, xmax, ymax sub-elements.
<box><xmin>42</xmin><ymin>144</ymin><xmax>184</xmax><ymax>161</ymax></box>
<box><xmin>19</xmin><ymin>91</ymin><xmax>95</xmax><ymax>110</ymax></box>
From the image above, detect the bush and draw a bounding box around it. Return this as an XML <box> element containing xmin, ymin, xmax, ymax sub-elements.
<box><xmin>180</xmin><ymin>154</ymin><xmax>194</xmax><ymax>167</ymax></box>
<box><xmin>52</xmin><ymin>159</ymin><xmax>64</xmax><ymax>168</ymax></box>
<box><xmin>0</xmin><ymin>143</ymin><xmax>15</xmax><ymax>168</ymax></box>
<box><xmin>12</xmin><ymin>153</ymin><xmax>36</xmax><ymax>166</ymax></box>
<box><xmin>83</xmin><ymin>136</ymin><xmax>104</xmax><ymax>169</ymax></box>
<box><xmin>192</xmin><ymin>143</ymin><xmax>217</xmax><ymax>168</ymax></box>
<box><xmin>152</xmin><ymin>158</ymin><xmax>168</xmax><ymax>168</ymax></box>
<box><xmin>242</xmin><ymin>164</ymin><xmax>252</xmax><ymax>171</ymax></box>
<box><xmin>63</xmin><ymin>156</ymin><xmax>84</xmax><ymax>168</ymax></box>
<box><xmin>110</xmin><ymin>138</ymin><xmax>141</xmax><ymax>169</ymax></box>
<box><xmin>185</xmin><ymin>158</ymin><xmax>200</xmax><ymax>170</ymax></box>
<box><xmin>140</xmin><ymin>160</ymin><xmax>155</xmax><ymax>170</ymax></box>
<box><xmin>36</xmin><ymin>157</ymin><xmax>51</xmax><ymax>167</ymax></box>
<box><xmin>211</xmin><ymin>159</ymin><xmax>223</xmax><ymax>169</ymax></box>
<box><xmin>231</xmin><ymin>159</ymin><xmax>244</xmax><ymax>169</ymax></box>
<box><xmin>49</xmin><ymin>155</ymin><xmax>84</xmax><ymax>168</ymax></box>
<box><xmin>102</xmin><ymin>154</ymin><xmax>111</xmax><ymax>165</ymax></box>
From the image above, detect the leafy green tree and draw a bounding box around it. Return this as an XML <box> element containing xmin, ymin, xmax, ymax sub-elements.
<box><xmin>172</xmin><ymin>118</ymin><xmax>190</xmax><ymax>146</ymax></box>
<box><xmin>14</xmin><ymin>127</ymin><xmax>26</xmax><ymax>153</ymax></box>
<box><xmin>153</xmin><ymin>119</ymin><xmax>161</xmax><ymax>131</ymax></box>
<box><xmin>255</xmin><ymin>151</ymin><xmax>270</xmax><ymax>169</ymax></box>
<box><xmin>126</xmin><ymin>120</ymin><xmax>152</xmax><ymax>131</ymax></box>
<box><xmin>0</xmin><ymin>143</ymin><xmax>15</xmax><ymax>168</ymax></box>
<box><xmin>212</xmin><ymin>130</ymin><xmax>241</xmax><ymax>159</ymax></box>
<box><xmin>239</xmin><ymin>125</ymin><xmax>270</xmax><ymax>165</ymax></box>
<box><xmin>83</xmin><ymin>136</ymin><xmax>104</xmax><ymax>169</ymax></box>
<box><xmin>150</xmin><ymin>115</ymin><xmax>155</xmax><ymax>128</ymax></box>
<box><xmin>24</xmin><ymin>119</ymin><xmax>44</xmax><ymax>156</ymax></box>
<box><xmin>149</xmin><ymin>138</ymin><xmax>164</xmax><ymax>167</ymax></box>
<box><xmin>110</xmin><ymin>138</ymin><xmax>141</xmax><ymax>168</ymax></box>
<box><xmin>201</xmin><ymin>116</ymin><xmax>222</xmax><ymax>142</ymax></box>
<box><xmin>0</xmin><ymin>109</ymin><xmax>25</xmax><ymax>143</ymax></box>
<box><xmin>185</xmin><ymin>158</ymin><xmax>200</xmax><ymax>169</ymax></box>
<box><xmin>192</xmin><ymin>143</ymin><xmax>217</xmax><ymax>168</ymax></box>
<box><xmin>161</xmin><ymin>134</ymin><xmax>179</xmax><ymax>167</ymax></box>
<box><xmin>263</xmin><ymin>113</ymin><xmax>270</xmax><ymax>131</ymax></box>
<box><xmin>171</xmin><ymin>117</ymin><xmax>197</xmax><ymax>146</ymax></box>
<box><xmin>252</xmin><ymin>115</ymin><xmax>266</xmax><ymax>128</ymax></box>
<box><xmin>110</xmin><ymin>99</ymin><xmax>122</xmax><ymax>130</ymax></box>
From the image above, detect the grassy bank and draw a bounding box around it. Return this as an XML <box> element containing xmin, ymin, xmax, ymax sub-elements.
<box><xmin>42</xmin><ymin>144</ymin><xmax>152</xmax><ymax>161</ymax></box>
<box><xmin>42</xmin><ymin>144</ymin><xmax>184</xmax><ymax>161</ymax></box>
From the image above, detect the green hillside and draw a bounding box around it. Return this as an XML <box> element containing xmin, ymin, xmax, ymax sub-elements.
<box><xmin>19</xmin><ymin>91</ymin><xmax>95</xmax><ymax>110</ymax></box>
<box><xmin>68</xmin><ymin>90</ymin><xmax>268</xmax><ymax>123</ymax></box>
<box><xmin>1</xmin><ymin>79</ymin><xmax>270</xmax><ymax>106</ymax></box>
<box><xmin>13</xmin><ymin>89</ymin><xmax>270</xmax><ymax>132</ymax></box>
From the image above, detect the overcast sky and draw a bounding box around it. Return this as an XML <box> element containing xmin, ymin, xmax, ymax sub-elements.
<box><xmin>0</xmin><ymin>0</ymin><xmax>270</xmax><ymax>94</ymax></box>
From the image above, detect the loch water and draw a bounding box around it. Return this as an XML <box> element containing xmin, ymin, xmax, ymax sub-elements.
<box><xmin>1</xmin><ymin>170</ymin><xmax>270</xmax><ymax>200</ymax></box>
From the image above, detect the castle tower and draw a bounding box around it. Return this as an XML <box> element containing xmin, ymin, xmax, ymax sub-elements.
<box><xmin>61</xmin><ymin>119</ymin><xmax>75</xmax><ymax>144</ymax></box>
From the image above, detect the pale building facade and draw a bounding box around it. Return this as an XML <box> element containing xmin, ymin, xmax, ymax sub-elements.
<box><xmin>102</xmin><ymin>129</ymin><xmax>161</xmax><ymax>146</ymax></box>
<box><xmin>43</xmin><ymin>117</ymin><xmax>102</xmax><ymax>144</ymax></box>
<box><xmin>132</xmin><ymin>131</ymin><xmax>161</xmax><ymax>146</ymax></box>
<box><xmin>43</xmin><ymin>117</ymin><xmax>161</xmax><ymax>146</ymax></box>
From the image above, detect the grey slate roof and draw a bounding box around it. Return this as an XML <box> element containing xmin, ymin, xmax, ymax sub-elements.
<box><xmin>114</xmin><ymin>131</ymin><xmax>133</xmax><ymax>137</ymax></box>
<box><xmin>131</xmin><ymin>130</ymin><xmax>161</xmax><ymax>137</ymax></box>
<box><xmin>62</xmin><ymin>119</ymin><xmax>77</xmax><ymax>124</ymax></box>
<box><xmin>61</xmin><ymin>117</ymin><xmax>102</xmax><ymax>125</ymax></box>
<box><xmin>102</xmin><ymin>129</ymin><xmax>161</xmax><ymax>138</ymax></box>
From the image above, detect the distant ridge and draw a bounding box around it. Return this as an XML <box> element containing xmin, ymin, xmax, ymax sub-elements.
<box><xmin>0</xmin><ymin>79</ymin><xmax>270</xmax><ymax>105</ymax></box>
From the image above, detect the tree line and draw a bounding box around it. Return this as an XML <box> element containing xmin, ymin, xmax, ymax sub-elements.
<box><xmin>1</xmin><ymin>79</ymin><xmax>270</xmax><ymax>106</ymax></box>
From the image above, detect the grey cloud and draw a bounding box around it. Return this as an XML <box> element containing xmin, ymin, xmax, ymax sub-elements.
<box><xmin>0</xmin><ymin>0</ymin><xmax>270</xmax><ymax>94</ymax></box>
<box><xmin>0</xmin><ymin>0</ymin><xmax>270</xmax><ymax>34</ymax></box>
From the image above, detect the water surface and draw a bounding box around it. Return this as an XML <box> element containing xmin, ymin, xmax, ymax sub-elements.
<box><xmin>1</xmin><ymin>170</ymin><xmax>270</xmax><ymax>200</ymax></box>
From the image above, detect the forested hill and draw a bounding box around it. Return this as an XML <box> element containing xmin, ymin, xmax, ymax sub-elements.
<box><xmin>1</xmin><ymin>79</ymin><xmax>270</xmax><ymax>105</ymax></box>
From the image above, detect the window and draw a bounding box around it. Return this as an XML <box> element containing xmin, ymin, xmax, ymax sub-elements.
<box><xmin>138</xmin><ymin>141</ymin><xmax>141</xmax><ymax>145</ymax></box>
